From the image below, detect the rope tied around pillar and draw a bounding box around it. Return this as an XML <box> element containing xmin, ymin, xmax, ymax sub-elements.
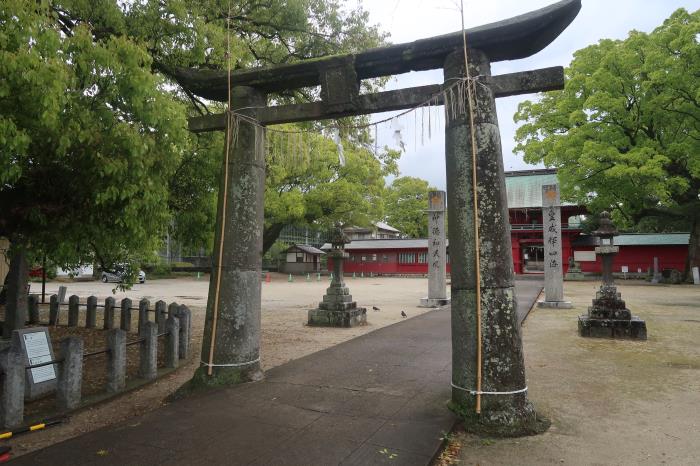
<box><xmin>451</xmin><ymin>381</ymin><xmax>528</xmax><ymax>396</ymax></box>
<box><xmin>200</xmin><ymin>358</ymin><xmax>261</xmax><ymax>368</ymax></box>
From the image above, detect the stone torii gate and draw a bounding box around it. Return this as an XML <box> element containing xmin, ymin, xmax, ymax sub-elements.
<box><xmin>181</xmin><ymin>0</ymin><xmax>581</xmax><ymax>435</ymax></box>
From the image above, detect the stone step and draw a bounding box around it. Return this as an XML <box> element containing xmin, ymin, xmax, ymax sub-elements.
<box><xmin>318</xmin><ymin>301</ymin><xmax>358</xmax><ymax>311</ymax></box>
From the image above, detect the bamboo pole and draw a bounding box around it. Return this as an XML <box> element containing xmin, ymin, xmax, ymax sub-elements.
<box><xmin>207</xmin><ymin>1</ymin><xmax>234</xmax><ymax>375</ymax></box>
<box><xmin>460</xmin><ymin>0</ymin><xmax>483</xmax><ymax>414</ymax></box>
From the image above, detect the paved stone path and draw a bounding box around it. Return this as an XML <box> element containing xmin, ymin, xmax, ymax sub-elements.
<box><xmin>14</xmin><ymin>280</ymin><xmax>542</xmax><ymax>466</ymax></box>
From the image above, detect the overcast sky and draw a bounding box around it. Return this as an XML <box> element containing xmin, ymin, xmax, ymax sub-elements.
<box><xmin>357</xmin><ymin>0</ymin><xmax>699</xmax><ymax>190</ymax></box>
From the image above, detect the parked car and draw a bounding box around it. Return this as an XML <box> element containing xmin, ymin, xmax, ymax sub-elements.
<box><xmin>57</xmin><ymin>265</ymin><xmax>94</xmax><ymax>278</ymax></box>
<box><xmin>101</xmin><ymin>267</ymin><xmax>146</xmax><ymax>284</ymax></box>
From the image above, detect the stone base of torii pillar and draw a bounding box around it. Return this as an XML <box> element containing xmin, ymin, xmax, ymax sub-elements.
<box><xmin>420</xmin><ymin>297</ymin><xmax>451</xmax><ymax>308</ymax></box>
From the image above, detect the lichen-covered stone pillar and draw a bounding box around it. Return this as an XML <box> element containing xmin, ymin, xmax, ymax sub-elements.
<box><xmin>420</xmin><ymin>191</ymin><xmax>450</xmax><ymax>308</ymax></box>
<box><xmin>195</xmin><ymin>85</ymin><xmax>266</xmax><ymax>386</ymax></box>
<box><xmin>444</xmin><ymin>49</ymin><xmax>537</xmax><ymax>435</ymax></box>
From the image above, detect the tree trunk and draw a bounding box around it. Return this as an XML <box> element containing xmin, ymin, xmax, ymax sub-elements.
<box><xmin>3</xmin><ymin>249</ymin><xmax>29</xmax><ymax>339</ymax></box>
<box><xmin>262</xmin><ymin>223</ymin><xmax>285</xmax><ymax>256</ymax></box>
<box><xmin>684</xmin><ymin>215</ymin><xmax>700</xmax><ymax>283</ymax></box>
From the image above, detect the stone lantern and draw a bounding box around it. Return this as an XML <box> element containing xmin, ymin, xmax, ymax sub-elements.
<box><xmin>593</xmin><ymin>211</ymin><xmax>618</xmax><ymax>285</ymax></box>
<box><xmin>308</xmin><ymin>226</ymin><xmax>367</xmax><ymax>327</ymax></box>
<box><xmin>578</xmin><ymin>212</ymin><xmax>647</xmax><ymax>339</ymax></box>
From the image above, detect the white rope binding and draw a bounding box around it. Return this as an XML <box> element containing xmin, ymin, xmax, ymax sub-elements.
<box><xmin>201</xmin><ymin>357</ymin><xmax>260</xmax><ymax>368</ymax></box>
<box><xmin>451</xmin><ymin>381</ymin><xmax>528</xmax><ymax>396</ymax></box>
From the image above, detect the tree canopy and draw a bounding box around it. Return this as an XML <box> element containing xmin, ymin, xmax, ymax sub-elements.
<box><xmin>384</xmin><ymin>177</ymin><xmax>434</xmax><ymax>238</ymax></box>
<box><xmin>0</xmin><ymin>0</ymin><xmax>187</xmax><ymax>271</ymax></box>
<box><xmin>514</xmin><ymin>8</ymin><xmax>700</xmax><ymax>278</ymax></box>
<box><xmin>1</xmin><ymin>0</ymin><xmax>388</xmax><ymax>272</ymax></box>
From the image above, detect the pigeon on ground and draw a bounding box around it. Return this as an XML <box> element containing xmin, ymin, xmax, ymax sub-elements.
<box><xmin>401</xmin><ymin>310</ymin><xmax>407</xmax><ymax>318</ymax></box>
<box><xmin>372</xmin><ymin>306</ymin><xmax>380</xmax><ymax>311</ymax></box>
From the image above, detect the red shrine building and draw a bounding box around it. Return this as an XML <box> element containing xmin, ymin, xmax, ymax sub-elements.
<box><xmin>321</xmin><ymin>169</ymin><xmax>689</xmax><ymax>276</ymax></box>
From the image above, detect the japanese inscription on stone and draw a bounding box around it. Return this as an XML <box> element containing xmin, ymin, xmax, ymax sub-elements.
<box><xmin>542</xmin><ymin>184</ymin><xmax>564</xmax><ymax>302</ymax></box>
<box><xmin>421</xmin><ymin>190</ymin><xmax>448</xmax><ymax>306</ymax></box>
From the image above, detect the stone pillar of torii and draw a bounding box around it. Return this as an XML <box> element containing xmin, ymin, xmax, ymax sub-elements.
<box><xmin>179</xmin><ymin>0</ymin><xmax>582</xmax><ymax>435</ymax></box>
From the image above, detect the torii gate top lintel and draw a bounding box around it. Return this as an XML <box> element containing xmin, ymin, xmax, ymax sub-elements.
<box><xmin>184</xmin><ymin>0</ymin><xmax>581</xmax><ymax>132</ymax></box>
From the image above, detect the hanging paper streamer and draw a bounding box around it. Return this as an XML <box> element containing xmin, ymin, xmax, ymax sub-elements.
<box><xmin>331</xmin><ymin>128</ymin><xmax>345</xmax><ymax>166</ymax></box>
<box><xmin>226</xmin><ymin>76</ymin><xmax>478</xmax><ymax>169</ymax></box>
<box><xmin>391</xmin><ymin>118</ymin><xmax>406</xmax><ymax>152</ymax></box>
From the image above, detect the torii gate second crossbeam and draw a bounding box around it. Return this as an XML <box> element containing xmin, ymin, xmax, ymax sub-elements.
<box><xmin>183</xmin><ymin>0</ymin><xmax>581</xmax><ymax>436</ymax></box>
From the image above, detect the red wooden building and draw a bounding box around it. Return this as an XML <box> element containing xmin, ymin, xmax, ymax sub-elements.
<box><xmin>322</xmin><ymin>169</ymin><xmax>689</xmax><ymax>276</ymax></box>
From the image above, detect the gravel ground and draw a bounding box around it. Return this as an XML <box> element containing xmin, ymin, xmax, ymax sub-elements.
<box><xmin>439</xmin><ymin>281</ymin><xmax>700</xmax><ymax>466</ymax></box>
<box><xmin>7</xmin><ymin>274</ymin><xmax>438</xmax><ymax>457</ymax></box>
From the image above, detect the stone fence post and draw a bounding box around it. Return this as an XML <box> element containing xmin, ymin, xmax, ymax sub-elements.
<box><xmin>86</xmin><ymin>296</ymin><xmax>97</xmax><ymax>328</ymax></box>
<box><xmin>168</xmin><ymin>302</ymin><xmax>179</xmax><ymax>320</ymax></box>
<box><xmin>176</xmin><ymin>305</ymin><xmax>191</xmax><ymax>360</ymax></box>
<box><xmin>0</xmin><ymin>347</ymin><xmax>25</xmax><ymax>429</ymax></box>
<box><xmin>165</xmin><ymin>317</ymin><xmax>180</xmax><ymax>369</ymax></box>
<box><xmin>155</xmin><ymin>300</ymin><xmax>166</xmax><ymax>334</ymax></box>
<box><xmin>103</xmin><ymin>297</ymin><xmax>115</xmax><ymax>330</ymax></box>
<box><xmin>57</xmin><ymin>337</ymin><xmax>83</xmax><ymax>411</ymax></box>
<box><xmin>139</xmin><ymin>322</ymin><xmax>157</xmax><ymax>381</ymax></box>
<box><xmin>49</xmin><ymin>294</ymin><xmax>59</xmax><ymax>326</ymax></box>
<box><xmin>28</xmin><ymin>295</ymin><xmax>40</xmax><ymax>325</ymax></box>
<box><xmin>68</xmin><ymin>295</ymin><xmax>80</xmax><ymax>327</ymax></box>
<box><xmin>106</xmin><ymin>329</ymin><xmax>126</xmax><ymax>393</ymax></box>
<box><xmin>120</xmin><ymin>298</ymin><xmax>132</xmax><ymax>332</ymax></box>
<box><xmin>138</xmin><ymin>298</ymin><xmax>150</xmax><ymax>335</ymax></box>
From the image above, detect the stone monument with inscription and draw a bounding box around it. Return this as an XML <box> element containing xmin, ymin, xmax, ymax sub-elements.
<box><xmin>420</xmin><ymin>191</ymin><xmax>450</xmax><ymax>307</ymax></box>
<box><xmin>578</xmin><ymin>212</ymin><xmax>647</xmax><ymax>339</ymax></box>
<box><xmin>308</xmin><ymin>227</ymin><xmax>367</xmax><ymax>327</ymax></box>
<box><xmin>537</xmin><ymin>184</ymin><xmax>572</xmax><ymax>308</ymax></box>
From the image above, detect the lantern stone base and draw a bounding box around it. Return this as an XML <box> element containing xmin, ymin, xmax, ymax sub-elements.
<box><xmin>308</xmin><ymin>308</ymin><xmax>367</xmax><ymax>327</ymax></box>
<box><xmin>564</xmin><ymin>271</ymin><xmax>586</xmax><ymax>281</ymax></box>
<box><xmin>578</xmin><ymin>316</ymin><xmax>647</xmax><ymax>340</ymax></box>
<box><xmin>578</xmin><ymin>283</ymin><xmax>647</xmax><ymax>340</ymax></box>
<box><xmin>419</xmin><ymin>297</ymin><xmax>450</xmax><ymax>308</ymax></box>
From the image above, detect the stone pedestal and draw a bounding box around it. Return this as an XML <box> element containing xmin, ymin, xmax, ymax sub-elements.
<box><xmin>578</xmin><ymin>285</ymin><xmax>647</xmax><ymax>340</ymax></box>
<box><xmin>564</xmin><ymin>259</ymin><xmax>585</xmax><ymax>281</ymax></box>
<box><xmin>308</xmin><ymin>233</ymin><xmax>366</xmax><ymax>328</ymax></box>
<box><xmin>420</xmin><ymin>190</ymin><xmax>450</xmax><ymax>308</ymax></box>
<box><xmin>420</xmin><ymin>297</ymin><xmax>451</xmax><ymax>307</ymax></box>
<box><xmin>537</xmin><ymin>184</ymin><xmax>571</xmax><ymax>309</ymax></box>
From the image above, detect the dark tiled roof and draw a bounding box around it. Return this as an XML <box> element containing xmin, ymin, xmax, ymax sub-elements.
<box><xmin>289</xmin><ymin>244</ymin><xmax>325</xmax><ymax>255</ymax></box>
<box><xmin>321</xmin><ymin>238</ymin><xmax>449</xmax><ymax>250</ymax></box>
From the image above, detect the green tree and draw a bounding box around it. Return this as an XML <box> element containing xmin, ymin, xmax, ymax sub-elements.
<box><xmin>514</xmin><ymin>8</ymin><xmax>700</xmax><ymax>280</ymax></box>
<box><xmin>1</xmin><ymin>0</ymin><xmax>386</xmax><ymax>269</ymax></box>
<box><xmin>0</xmin><ymin>1</ymin><xmax>187</xmax><ymax>296</ymax></box>
<box><xmin>384</xmin><ymin>177</ymin><xmax>434</xmax><ymax>238</ymax></box>
<box><xmin>264</xmin><ymin>133</ymin><xmax>399</xmax><ymax>252</ymax></box>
